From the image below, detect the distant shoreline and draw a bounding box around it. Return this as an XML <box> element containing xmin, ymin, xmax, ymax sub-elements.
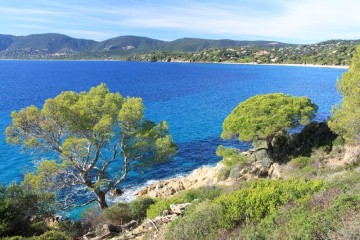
<box><xmin>220</xmin><ymin>62</ymin><xmax>349</xmax><ymax>69</ymax></box>
<box><xmin>0</xmin><ymin>59</ymin><xmax>349</xmax><ymax>69</ymax></box>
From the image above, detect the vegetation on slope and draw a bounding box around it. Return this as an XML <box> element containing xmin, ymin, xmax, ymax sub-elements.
<box><xmin>0</xmin><ymin>33</ymin><xmax>359</xmax><ymax>66</ymax></box>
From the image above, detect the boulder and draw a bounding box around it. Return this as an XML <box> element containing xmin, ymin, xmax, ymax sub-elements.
<box><xmin>250</xmin><ymin>160</ymin><xmax>271</xmax><ymax>176</ymax></box>
<box><xmin>112</xmin><ymin>188</ymin><xmax>124</xmax><ymax>196</ymax></box>
<box><xmin>170</xmin><ymin>203</ymin><xmax>191</xmax><ymax>215</ymax></box>
<box><xmin>120</xmin><ymin>220</ymin><xmax>137</xmax><ymax>231</ymax></box>
<box><xmin>268</xmin><ymin>163</ymin><xmax>282</xmax><ymax>179</ymax></box>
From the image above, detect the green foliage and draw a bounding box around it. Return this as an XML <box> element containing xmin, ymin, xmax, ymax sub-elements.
<box><xmin>0</xmin><ymin>184</ymin><xmax>55</xmax><ymax>237</ymax></box>
<box><xmin>216</xmin><ymin>145</ymin><xmax>249</xmax><ymax>168</ymax></box>
<box><xmin>146</xmin><ymin>186</ymin><xmax>223</xmax><ymax>219</ymax></box>
<box><xmin>289</xmin><ymin>156</ymin><xmax>312</xmax><ymax>169</ymax></box>
<box><xmin>329</xmin><ymin>46</ymin><xmax>360</xmax><ymax>143</ymax></box>
<box><xmin>56</xmin><ymin>220</ymin><xmax>88</xmax><ymax>239</ymax></box>
<box><xmin>6</xmin><ymin>84</ymin><xmax>176</xmax><ymax>209</ymax></box>
<box><xmin>216</xmin><ymin>145</ymin><xmax>251</xmax><ymax>180</ymax></box>
<box><xmin>35</xmin><ymin>230</ymin><xmax>71</xmax><ymax>240</ymax></box>
<box><xmin>221</xmin><ymin>93</ymin><xmax>317</xmax><ymax>156</ymax></box>
<box><xmin>165</xmin><ymin>179</ymin><xmax>324</xmax><ymax>240</ymax></box>
<box><xmin>146</xmin><ymin>199</ymin><xmax>170</xmax><ymax>219</ymax></box>
<box><xmin>104</xmin><ymin>197</ymin><xmax>155</xmax><ymax>225</ymax></box>
<box><xmin>241</xmin><ymin>183</ymin><xmax>360</xmax><ymax>240</ymax></box>
<box><xmin>215</xmin><ymin>179</ymin><xmax>324</xmax><ymax>229</ymax></box>
<box><xmin>129</xmin><ymin>197</ymin><xmax>155</xmax><ymax>221</ymax></box>
<box><xmin>217</xmin><ymin>166</ymin><xmax>230</xmax><ymax>181</ymax></box>
<box><xmin>165</xmin><ymin>201</ymin><xmax>223</xmax><ymax>240</ymax></box>
<box><xmin>22</xmin><ymin>160</ymin><xmax>69</xmax><ymax>192</ymax></box>
<box><xmin>104</xmin><ymin>203</ymin><xmax>133</xmax><ymax>225</ymax></box>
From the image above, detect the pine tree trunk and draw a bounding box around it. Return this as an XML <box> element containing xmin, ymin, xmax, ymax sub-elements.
<box><xmin>94</xmin><ymin>189</ymin><xmax>108</xmax><ymax>209</ymax></box>
<box><xmin>266</xmin><ymin>136</ymin><xmax>274</xmax><ymax>157</ymax></box>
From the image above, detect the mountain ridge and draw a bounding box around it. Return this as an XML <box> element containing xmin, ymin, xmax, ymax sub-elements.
<box><xmin>0</xmin><ymin>33</ymin><xmax>294</xmax><ymax>54</ymax></box>
<box><xmin>1</xmin><ymin>33</ymin><xmax>359</xmax><ymax>62</ymax></box>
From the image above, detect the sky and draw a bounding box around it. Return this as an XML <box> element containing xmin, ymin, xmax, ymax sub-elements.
<box><xmin>1</xmin><ymin>0</ymin><xmax>360</xmax><ymax>44</ymax></box>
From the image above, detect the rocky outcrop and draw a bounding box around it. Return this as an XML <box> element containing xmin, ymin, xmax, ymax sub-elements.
<box><xmin>326</xmin><ymin>145</ymin><xmax>360</xmax><ymax>169</ymax></box>
<box><xmin>103</xmin><ymin>203</ymin><xmax>191</xmax><ymax>240</ymax></box>
<box><xmin>137</xmin><ymin>163</ymin><xmax>227</xmax><ymax>198</ymax></box>
<box><xmin>268</xmin><ymin>163</ymin><xmax>282</xmax><ymax>179</ymax></box>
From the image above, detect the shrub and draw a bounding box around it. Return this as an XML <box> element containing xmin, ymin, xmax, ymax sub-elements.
<box><xmin>215</xmin><ymin>179</ymin><xmax>324</xmax><ymax>229</ymax></box>
<box><xmin>229</xmin><ymin>163</ymin><xmax>243</xmax><ymax>179</ymax></box>
<box><xmin>165</xmin><ymin>201</ymin><xmax>222</xmax><ymax>240</ymax></box>
<box><xmin>216</xmin><ymin>145</ymin><xmax>249</xmax><ymax>168</ymax></box>
<box><xmin>36</xmin><ymin>230</ymin><xmax>70</xmax><ymax>240</ymax></box>
<box><xmin>164</xmin><ymin>179</ymin><xmax>324</xmax><ymax>240</ymax></box>
<box><xmin>239</xmin><ymin>173</ymin><xmax>360</xmax><ymax>240</ymax></box>
<box><xmin>81</xmin><ymin>206</ymin><xmax>104</xmax><ymax>230</ymax></box>
<box><xmin>146</xmin><ymin>199</ymin><xmax>170</xmax><ymax>219</ymax></box>
<box><xmin>290</xmin><ymin>156</ymin><xmax>312</xmax><ymax>169</ymax></box>
<box><xmin>0</xmin><ymin>183</ymin><xmax>55</xmax><ymax>237</ymax></box>
<box><xmin>104</xmin><ymin>203</ymin><xmax>133</xmax><ymax>225</ymax></box>
<box><xmin>217</xmin><ymin>166</ymin><xmax>230</xmax><ymax>181</ymax></box>
<box><xmin>129</xmin><ymin>197</ymin><xmax>155</xmax><ymax>221</ymax></box>
<box><xmin>57</xmin><ymin>220</ymin><xmax>88</xmax><ymax>239</ymax></box>
<box><xmin>146</xmin><ymin>186</ymin><xmax>223</xmax><ymax>219</ymax></box>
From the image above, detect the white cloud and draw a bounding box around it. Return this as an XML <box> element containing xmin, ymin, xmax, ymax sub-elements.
<box><xmin>1</xmin><ymin>0</ymin><xmax>360</xmax><ymax>42</ymax></box>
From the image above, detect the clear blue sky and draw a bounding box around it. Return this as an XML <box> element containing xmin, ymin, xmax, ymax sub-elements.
<box><xmin>1</xmin><ymin>0</ymin><xmax>360</xmax><ymax>43</ymax></box>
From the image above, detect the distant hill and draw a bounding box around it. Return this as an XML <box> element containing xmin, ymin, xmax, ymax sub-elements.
<box><xmin>161</xmin><ymin>38</ymin><xmax>291</xmax><ymax>52</ymax></box>
<box><xmin>0</xmin><ymin>33</ymin><xmax>358</xmax><ymax>63</ymax></box>
<box><xmin>4</xmin><ymin>33</ymin><xmax>97</xmax><ymax>53</ymax></box>
<box><xmin>0</xmin><ymin>33</ymin><xmax>295</xmax><ymax>59</ymax></box>
<box><xmin>0</xmin><ymin>34</ymin><xmax>16</xmax><ymax>51</ymax></box>
<box><xmin>94</xmin><ymin>36</ymin><xmax>165</xmax><ymax>52</ymax></box>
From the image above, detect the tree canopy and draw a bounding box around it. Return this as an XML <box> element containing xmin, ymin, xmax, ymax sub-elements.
<box><xmin>5</xmin><ymin>84</ymin><xmax>177</xmax><ymax>209</ymax></box>
<box><xmin>328</xmin><ymin>46</ymin><xmax>360</xmax><ymax>143</ymax></box>
<box><xmin>221</xmin><ymin>93</ymin><xmax>318</xmax><ymax>155</ymax></box>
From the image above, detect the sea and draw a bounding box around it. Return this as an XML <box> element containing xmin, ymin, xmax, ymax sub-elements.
<box><xmin>0</xmin><ymin>61</ymin><xmax>345</xmax><ymax>212</ymax></box>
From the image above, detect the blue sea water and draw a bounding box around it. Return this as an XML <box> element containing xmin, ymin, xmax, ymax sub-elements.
<box><xmin>0</xmin><ymin>61</ymin><xmax>345</xmax><ymax>191</ymax></box>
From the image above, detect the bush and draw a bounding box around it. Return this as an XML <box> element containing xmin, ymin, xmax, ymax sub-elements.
<box><xmin>129</xmin><ymin>197</ymin><xmax>155</xmax><ymax>221</ymax></box>
<box><xmin>146</xmin><ymin>199</ymin><xmax>170</xmax><ymax>219</ymax></box>
<box><xmin>216</xmin><ymin>145</ymin><xmax>249</xmax><ymax>168</ymax></box>
<box><xmin>104</xmin><ymin>203</ymin><xmax>133</xmax><ymax>225</ymax></box>
<box><xmin>36</xmin><ymin>230</ymin><xmax>70</xmax><ymax>240</ymax></box>
<box><xmin>215</xmin><ymin>179</ymin><xmax>324</xmax><ymax>229</ymax></box>
<box><xmin>104</xmin><ymin>197</ymin><xmax>155</xmax><ymax>225</ymax></box>
<box><xmin>217</xmin><ymin>166</ymin><xmax>230</xmax><ymax>181</ymax></box>
<box><xmin>146</xmin><ymin>186</ymin><xmax>223</xmax><ymax>219</ymax></box>
<box><xmin>0</xmin><ymin>183</ymin><xmax>55</xmax><ymax>237</ymax></box>
<box><xmin>229</xmin><ymin>163</ymin><xmax>243</xmax><ymax>179</ymax></box>
<box><xmin>241</xmin><ymin>190</ymin><xmax>360</xmax><ymax>240</ymax></box>
<box><xmin>57</xmin><ymin>220</ymin><xmax>88</xmax><ymax>239</ymax></box>
<box><xmin>290</xmin><ymin>156</ymin><xmax>312</xmax><ymax>169</ymax></box>
<box><xmin>165</xmin><ymin>179</ymin><xmax>324</xmax><ymax>240</ymax></box>
<box><xmin>165</xmin><ymin>201</ymin><xmax>222</xmax><ymax>240</ymax></box>
<box><xmin>81</xmin><ymin>206</ymin><xmax>104</xmax><ymax>230</ymax></box>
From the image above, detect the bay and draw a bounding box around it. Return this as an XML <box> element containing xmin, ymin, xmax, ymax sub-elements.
<box><xmin>0</xmin><ymin>61</ymin><xmax>345</xmax><ymax>189</ymax></box>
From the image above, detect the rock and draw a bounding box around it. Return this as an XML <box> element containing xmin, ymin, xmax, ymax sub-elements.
<box><xmin>137</xmin><ymin>163</ymin><xmax>224</xmax><ymax>199</ymax></box>
<box><xmin>112</xmin><ymin>188</ymin><xmax>124</xmax><ymax>196</ymax></box>
<box><xmin>250</xmin><ymin>160</ymin><xmax>272</xmax><ymax>177</ymax></box>
<box><xmin>162</xmin><ymin>209</ymin><xmax>171</xmax><ymax>216</ymax></box>
<box><xmin>83</xmin><ymin>232</ymin><xmax>96</xmax><ymax>240</ymax></box>
<box><xmin>148</xmin><ymin>190</ymin><xmax>158</xmax><ymax>199</ymax></box>
<box><xmin>120</xmin><ymin>220</ymin><xmax>137</xmax><ymax>231</ymax></box>
<box><xmin>170</xmin><ymin>203</ymin><xmax>191</xmax><ymax>215</ymax></box>
<box><xmin>268</xmin><ymin>163</ymin><xmax>282</xmax><ymax>179</ymax></box>
<box><xmin>94</xmin><ymin>224</ymin><xmax>121</xmax><ymax>239</ymax></box>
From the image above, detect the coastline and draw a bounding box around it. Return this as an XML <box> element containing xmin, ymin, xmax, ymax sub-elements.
<box><xmin>0</xmin><ymin>58</ymin><xmax>349</xmax><ymax>69</ymax></box>
<box><xmin>218</xmin><ymin>62</ymin><xmax>349</xmax><ymax>69</ymax></box>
